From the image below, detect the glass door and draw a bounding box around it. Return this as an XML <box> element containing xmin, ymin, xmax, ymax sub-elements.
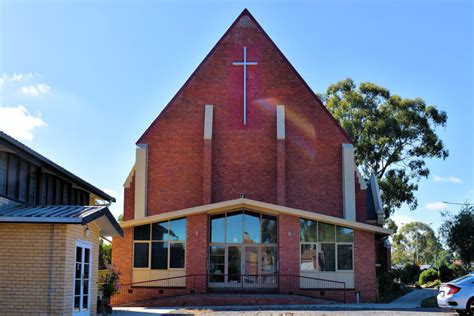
<box><xmin>227</xmin><ymin>246</ymin><xmax>241</xmax><ymax>284</ymax></box>
<box><xmin>243</xmin><ymin>246</ymin><xmax>259</xmax><ymax>287</ymax></box>
<box><xmin>73</xmin><ymin>241</ymin><xmax>91</xmax><ymax>316</ymax></box>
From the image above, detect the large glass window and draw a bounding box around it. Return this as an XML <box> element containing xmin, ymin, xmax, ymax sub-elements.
<box><xmin>300</xmin><ymin>219</ymin><xmax>353</xmax><ymax>272</ymax></box>
<box><xmin>133</xmin><ymin>218</ymin><xmax>186</xmax><ymax>269</ymax></box>
<box><xmin>262</xmin><ymin>214</ymin><xmax>277</xmax><ymax>244</ymax></box>
<box><xmin>208</xmin><ymin>211</ymin><xmax>278</xmax><ymax>284</ymax></box>
<box><xmin>210</xmin><ymin>214</ymin><xmax>225</xmax><ymax>243</ymax></box>
<box><xmin>244</xmin><ymin>211</ymin><xmax>261</xmax><ymax>243</ymax></box>
<box><xmin>226</xmin><ymin>211</ymin><xmax>243</xmax><ymax>243</ymax></box>
<box><xmin>209</xmin><ymin>211</ymin><xmax>277</xmax><ymax>245</ymax></box>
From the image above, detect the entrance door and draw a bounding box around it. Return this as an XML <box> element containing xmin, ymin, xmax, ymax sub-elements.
<box><xmin>73</xmin><ymin>241</ymin><xmax>92</xmax><ymax>316</ymax></box>
<box><xmin>243</xmin><ymin>246</ymin><xmax>259</xmax><ymax>287</ymax></box>
<box><xmin>227</xmin><ymin>246</ymin><xmax>241</xmax><ymax>284</ymax></box>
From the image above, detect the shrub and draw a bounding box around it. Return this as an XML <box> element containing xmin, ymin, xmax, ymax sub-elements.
<box><xmin>398</xmin><ymin>264</ymin><xmax>421</xmax><ymax>285</ymax></box>
<box><xmin>419</xmin><ymin>269</ymin><xmax>438</xmax><ymax>285</ymax></box>
<box><xmin>99</xmin><ymin>268</ymin><xmax>120</xmax><ymax>298</ymax></box>
<box><xmin>438</xmin><ymin>263</ymin><xmax>454</xmax><ymax>282</ymax></box>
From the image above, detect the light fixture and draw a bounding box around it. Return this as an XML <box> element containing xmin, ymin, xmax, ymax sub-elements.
<box><xmin>84</xmin><ymin>225</ymin><xmax>90</xmax><ymax>237</ymax></box>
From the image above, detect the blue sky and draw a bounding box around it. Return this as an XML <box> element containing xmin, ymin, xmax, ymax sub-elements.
<box><xmin>1</xmin><ymin>0</ymin><xmax>472</xmax><ymax>234</ymax></box>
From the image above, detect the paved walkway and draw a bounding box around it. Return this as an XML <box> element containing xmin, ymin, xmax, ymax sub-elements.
<box><xmin>112</xmin><ymin>289</ymin><xmax>453</xmax><ymax>315</ymax></box>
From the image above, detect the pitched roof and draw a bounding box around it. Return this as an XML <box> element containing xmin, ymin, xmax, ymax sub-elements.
<box><xmin>0</xmin><ymin>205</ymin><xmax>123</xmax><ymax>236</ymax></box>
<box><xmin>136</xmin><ymin>8</ymin><xmax>353</xmax><ymax>144</ymax></box>
<box><xmin>0</xmin><ymin>131</ymin><xmax>115</xmax><ymax>202</ymax></box>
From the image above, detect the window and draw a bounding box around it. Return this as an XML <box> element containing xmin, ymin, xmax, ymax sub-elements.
<box><xmin>209</xmin><ymin>211</ymin><xmax>278</xmax><ymax>245</ymax></box>
<box><xmin>337</xmin><ymin>244</ymin><xmax>353</xmax><ymax>270</ymax></box>
<box><xmin>133</xmin><ymin>218</ymin><xmax>186</xmax><ymax>269</ymax></box>
<box><xmin>0</xmin><ymin>152</ymin><xmax>6</xmax><ymax>195</ymax></box>
<box><xmin>300</xmin><ymin>219</ymin><xmax>353</xmax><ymax>272</ymax></box>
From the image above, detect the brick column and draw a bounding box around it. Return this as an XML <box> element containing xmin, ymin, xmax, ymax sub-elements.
<box><xmin>354</xmin><ymin>230</ymin><xmax>377</xmax><ymax>302</ymax></box>
<box><xmin>203</xmin><ymin>140</ymin><xmax>212</xmax><ymax>205</ymax></box>
<box><xmin>277</xmin><ymin>140</ymin><xmax>286</xmax><ymax>205</ymax></box>
<box><xmin>278</xmin><ymin>214</ymin><xmax>299</xmax><ymax>293</ymax></box>
<box><xmin>186</xmin><ymin>213</ymin><xmax>208</xmax><ymax>293</ymax></box>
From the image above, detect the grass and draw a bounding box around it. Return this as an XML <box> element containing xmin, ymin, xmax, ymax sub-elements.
<box><xmin>420</xmin><ymin>295</ymin><xmax>438</xmax><ymax>308</ymax></box>
<box><xmin>377</xmin><ymin>287</ymin><xmax>413</xmax><ymax>303</ymax></box>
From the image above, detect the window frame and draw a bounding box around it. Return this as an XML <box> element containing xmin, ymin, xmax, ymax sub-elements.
<box><xmin>132</xmin><ymin>218</ymin><xmax>186</xmax><ymax>270</ymax></box>
<box><xmin>299</xmin><ymin>220</ymin><xmax>354</xmax><ymax>272</ymax></box>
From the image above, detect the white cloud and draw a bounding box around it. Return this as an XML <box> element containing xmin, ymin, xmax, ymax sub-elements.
<box><xmin>0</xmin><ymin>72</ymin><xmax>35</xmax><ymax>85</ymax></box>
<box><xmin>425</xmin><ymin>201</ymin><xmax>448</xmax><ymax>211</ymax></box>
<box><xmin>19</xmin><ymin>84</ymin><xmax>51</xmax><ymax>96</ymax></box>
<box><xmin>0</xmin><ymin>105</ymin><xmax>46</xmax><ymax>141</ymax></box>
<box><xmin>433</xmin><ymin>175</ymin><xmax>463</xmax><ymax>184</ymax></box>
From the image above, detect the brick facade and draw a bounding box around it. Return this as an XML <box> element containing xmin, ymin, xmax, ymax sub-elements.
<box><xmin>354</xmin><ymin>230</ymin><xmax>377</xmax><ymax>303</ymax></box>
<box><xmin>0</xmin><ymin>223</ymin><xmax>100</xmax><ymax>315</ymax></box>
<box><xmin>114</xmin><ymin>10</ymin><xmax>383</xmax><ymax>306</ymax></box>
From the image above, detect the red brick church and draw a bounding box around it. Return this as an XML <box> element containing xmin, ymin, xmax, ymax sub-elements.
<box><xmin>113</xmin><ymin>9</ymin><xmax>391</xmax><ymax>305</ymax></box>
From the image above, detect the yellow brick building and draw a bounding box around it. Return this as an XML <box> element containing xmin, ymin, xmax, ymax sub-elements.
<box><xmin>0</xmin><ymin>132</ymin><xmax>122</xmax><ymax>315</ymax></box>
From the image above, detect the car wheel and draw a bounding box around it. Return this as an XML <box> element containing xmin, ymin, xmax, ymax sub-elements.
<box><xmin>467</xmin><ymin>297</ymin><xmax>474</xmax><ymax>316</ymax></box>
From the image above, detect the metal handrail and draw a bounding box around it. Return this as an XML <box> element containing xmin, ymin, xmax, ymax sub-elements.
<box><xmin>113</xmin><ymin>273</ymin><xmax>348</xmax><ymax>305</ymax></box>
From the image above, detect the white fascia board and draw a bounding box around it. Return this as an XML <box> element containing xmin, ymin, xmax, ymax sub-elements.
<box><xmin>121</xmin><ymin>197</ymin><xmax>393</xmax><ymax>235</ymax></box>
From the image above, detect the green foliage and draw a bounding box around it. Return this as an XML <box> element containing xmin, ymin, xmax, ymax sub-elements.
<box><xmin>117</xmin><ymin>214</ymin><xmax>124</xmax><ymax>222</ymax></box>
<box><xmin>321</xmin><ymin>78</ymin><xmax>448</xmax><ymax>218</ymax></box>
<box><xmin>438</xmin><ymin>263</ymin><xmax>454</xmax><ymax>282</ymax></box>
<box><xmin>99</xmin><ymin>239</ymin><xmax>112</xmax><ymax>270</ymax></box>
<box><xmin>99</xmin><ymin>268</ymin><xmax>120</xmax><ymax>298</ymax></box>
<box><xmin>392</xmin><ymin>264</ymin><xmax>421</xmax><ymax>285</ymax></box>
<box><xmin>423</xmin><ymin>279</ymin><xmax>441</xmax><ymax>289</ymax></box>
<box><xmin>439</xmin><ymin>205</ymin><xmax>474</xmax><ymax>267</ymax></box>
<box><xmin>377</xmin><ymin>271</ymin><xmax>411</xmax><ymax>303</ymax></box>
<box><xmin>419</xmin><ymin>268</ymin><xmax>438</xmax><ymax>285</ymax></box>
<box><xmin>392</xmin><ymin>221</ymin><xmax>441</xmax><ymax>265</ymax></box>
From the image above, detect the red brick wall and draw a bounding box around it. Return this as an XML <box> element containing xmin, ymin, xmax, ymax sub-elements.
<box><xmin>354</xmin><ymin>230</ymin><xmax>377</xmax><ymax>303</ymax></box>
<box><xmin>138</xmin><ymin>13</ymin><xmax>351</xmax><ymax>217</ymax></box>
<box><xmin>123</xmin><ymin>173</ymin><xmax>135</xmax><ymax>221</ymax></box>
<box><xmin>355</xmin><ymin>178</ymin><xmax>367</xmax><ymax>223</ymax></box>
<box><xmin>278</xmin><ymin>214</ymin><xmax>300</xmax><ymax>293</ymax></box>
<box><xmin>185</xmin><ymin>213</ymin><xmax>208</xmax><ymax>293</ymax></box>
<box><xmin>111</xmin><ymin>227</ymin><xmax>133</xmax><ymax>304</ymax></box>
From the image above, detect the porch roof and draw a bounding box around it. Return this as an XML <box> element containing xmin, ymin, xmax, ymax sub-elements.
<box><xmin>121</xmin><ymin>198</ymin><xmax>392</xmax><ymax>236</ymax></box>
<box><xmin>0</xmin><ymin>205</ymin><xmax>123</xmax><ymax>236</ymax></box>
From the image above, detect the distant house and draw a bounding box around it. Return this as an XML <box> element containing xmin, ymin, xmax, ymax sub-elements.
<box><xmin>0</xmin><ymin>131</ymin><xmax>122</xmax><ymax>316</ymax></box>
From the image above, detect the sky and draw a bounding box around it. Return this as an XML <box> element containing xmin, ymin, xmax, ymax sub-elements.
<box><xmin>0</xmin><ymin>0</ymin><xmax>472</xmax><ymax>235</ymax></box>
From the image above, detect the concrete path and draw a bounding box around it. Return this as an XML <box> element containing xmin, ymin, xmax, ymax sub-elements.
<box><xmin>112</xmin><ymin>289</ymin><xmax>451</xmax><ymax>315</ymax></box>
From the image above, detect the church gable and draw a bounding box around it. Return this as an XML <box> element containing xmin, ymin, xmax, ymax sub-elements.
<box><xmin>135</xmin><ymin>9</ymin><xmax>355</xmax><ymax>217</ymax></box>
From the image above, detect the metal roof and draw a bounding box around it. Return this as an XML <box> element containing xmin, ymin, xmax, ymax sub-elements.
<box><xmin>0</xmin><ymin>205</ymin><xmax>123</xmax><ymax>236</ymax></box>
<box><xmin>0</xmin><ymin>131</ymin><xmax>115</xmax><ymax>202</ymax></box>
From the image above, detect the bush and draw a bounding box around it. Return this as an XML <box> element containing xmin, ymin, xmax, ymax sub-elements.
<box><xmin>377</xmin><ymin>271</ymin><xmax>411</xmax><ymax>303</ymax></box>
<box><xmin>423</xmin><ymin>279</ymin><xmax>441</xmax><ymax>288</ymax></box>
<box><xmin>438</xmin><ymin>263</ymin><xmax>454</xmax><ymax>282</ymax></box>
<box><xmin>419</xmin><ymin>269</ymin><xmax>438</xmax><ymax>285</ymax></box>
<box><xmin>397</xmin><ymin>264</ymin><xmax>421</xmax><ymax>285</ymax></box>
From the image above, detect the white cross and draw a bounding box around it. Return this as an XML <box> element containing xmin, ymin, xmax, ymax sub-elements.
<box><xmin>233</xmin><ymin>47</ymin><xmax>257</xmax><ymax>126</ymax></box>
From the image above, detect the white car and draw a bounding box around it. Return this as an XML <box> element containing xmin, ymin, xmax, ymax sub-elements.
<box><xmin>437</xmin><ymin>273</ymin><xmax>474</xmax><ymax>315</ymax></box>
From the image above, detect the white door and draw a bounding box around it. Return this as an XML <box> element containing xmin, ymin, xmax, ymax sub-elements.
<box><xmin>73</xmin><ymin>240</ymin><xmax>92</xmax><ymax>316</ymax></box>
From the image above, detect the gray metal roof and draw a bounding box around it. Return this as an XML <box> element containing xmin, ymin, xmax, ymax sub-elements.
<box><xmin>0</xmin><ymin>131</ymin><xmax>115</xmax><ymax>202</ymax></box>
<box><xmin>0</xmin><ymin>205</ymin><xmax>123</xmax><ymax>236</ymax></box>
